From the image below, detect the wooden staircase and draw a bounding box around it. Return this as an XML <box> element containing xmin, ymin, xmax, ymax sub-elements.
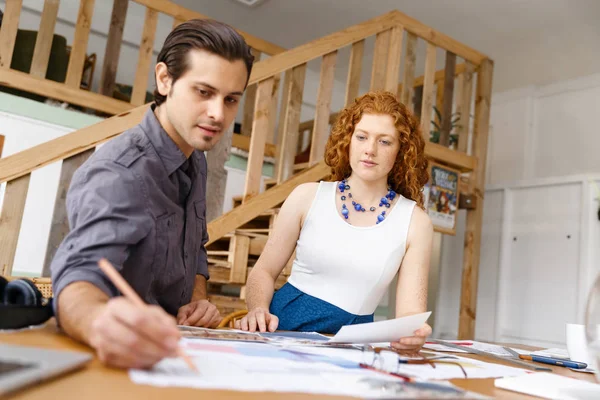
<box><xmin>0</xmin><ymin>3</ymin><xmax>493</xmax><ymax>338</ymax></box>
<box><xmin>207</xmin><ymin>178</ymin><xmax>293</xmax><ymax>314</ymax></box>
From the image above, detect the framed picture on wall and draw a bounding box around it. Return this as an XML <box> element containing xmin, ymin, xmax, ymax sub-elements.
<box><xmin>423</xmin><ymin>162</ymin><xmax>460</xmax><ymax>235</ymax></box>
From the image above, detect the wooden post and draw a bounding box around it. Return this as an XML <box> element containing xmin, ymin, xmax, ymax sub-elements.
<box><xmin>439</xmin><ymin>52</ymin><xmax>456</xmax><ymax>147</ymax></box>
<box><xmin>242</xmin><ymin>77</ymin><xmax>275</xmax><ymax>203</ymax></box>
<box><xmin>456</xmin><ymin>63</ymin><xmax>475</xmax><ymax>153</ymax></box>
<box><xmin>276</xmin><ymin>70</ymin><xmax>293</xmax><ymax>144</ymax></box>
<box><xmin>99</xmin><ymin>0</ymin><xmax>129</xmax><ymax>97</ymax></box>
<box><xmin>228</xmin><ymin>234</ymin><xmax>250</xmax><ymax>284</ymax></box>
<box><xmin>42</xmin><ymin>149</ymin><xmax>94</xmax><ymax>276</ymax></box>
<box><xmin>0</xmin><ymin>174</ymin><xmax>31</xmax><ymax>275</ymax></box>
<box><xmin>241</xmin><ymin>49</ymin><xmax>262</xmax><ymax>136</ymax></box>
<box><xmin>435</xmin><ymin>82</ymin><xmax>444</xmax><ymax>128</ymax></box>
<box><xmin>0</xmin><ymin>134</ymin><xmax>4</xmax><ymax>157</ymax></box>
<box><xmin>399</xmin><ymin>33</ymin><xmax>417</xmax><ymax>109</ymax></box>
<box><xmin>131</xmin><ymin>7</ymin><xmax>158</xmax><ymax>106</ymax></box>
<box><xmin>65</xmin><ymin>0</ymin><xmax>96</xmax><ymax>88</ymax></box>
<box><xmin>206</xmin><ymin>124</ymin><xmax>234</xmax><ymax>222</ymax></box>
<box><xmin>276</xmin><ymin>64</ymin><xmax>306</xmax><ymax>183</ymax></box>
<box><xmin>413</xmin><ymin>85</ymin><xmax>423</xmax><ymax>120</ymax></box>
<box><xmin>370</xmin><ymin>29</ymin><xmax>390</xmax><ymax>91</ymax></box>
<box><xmin>266</xmin><ymin>74</ymin><xmax>281</xmax><ymax>144</ymax></box>
<box><xmin>30</xmin><ymin>0</ymin><xmax>60</xmax><ymax>78</ymax></box>
<box><xmin>458</xmin><ymin>59</ymin><xmax>494</xmax><ymax>339</ymax></box>
<box><xmin>384</xmin><ymin>26</ymin><xmax>403</xmax><ymax>93</ymax></box>
<box><xmin>309</xmin><ymin>51</ymin><xmax>337</xmax><ymax>166</ymax></box>
<box><xmin>344</xmin><ymin>40</ymin><xmax>364</xmax><ymax>106</ymax></box>
<box><xmin>0</xmin><ymin>0</ymin><xmax>23</xmax><ymax>69</ymax></box>
<box><xmin>420</xmin><ymin>42</ymin><xmax>437</xmax><ymax>141</ymax></box>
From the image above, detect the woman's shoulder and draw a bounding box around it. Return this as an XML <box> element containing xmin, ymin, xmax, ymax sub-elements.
<box><xmin>407</xmin><ymin>205</ymin><xmax>434</xmax><ymax>242</ymax></box>
<box><xmin>288</xmin><ymin>182</ymin><xmax>321</xmax><ymax>203</ymax></box>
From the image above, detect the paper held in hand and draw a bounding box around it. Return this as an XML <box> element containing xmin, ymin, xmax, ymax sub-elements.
<box><xmin>330</xmin><ymin>312</ymin><xmax>432</xmax><ymax>343</ymax></box>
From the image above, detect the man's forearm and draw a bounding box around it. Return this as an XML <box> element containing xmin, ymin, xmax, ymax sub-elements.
<box><xmin>245</xmin><ymin>269</ymin><xmax>275</xmax><ymax>311</ymax></box>
<box><xmin>57</xmin><ymin>282</ymin><xmax>110</xmax><ymax>345</ymax></box>
<box><xmin>191</xmin><ymin>275</ymin><xmax>208</xmax><ymax>302</ymax></box>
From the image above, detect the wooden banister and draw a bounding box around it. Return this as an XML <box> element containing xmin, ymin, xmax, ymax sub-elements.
<box><xmin>0</xmin><ymin>105</ymin><xmax>149</xmax><ymax>184</ymax></box>
<box><xmin>249</xmin><ymin>12</ymin><xmax>398</xmax><ymax>84</ymax></box>
<box><xmin>131</xmin><ymin>0</ymin><xmax>285</xmax><ymax>56</ymax></box>
<box><xmin>207</xmin><ymin>162</ymin><xmax>330</xmax><ymax>246</ymax></box>
<box><xmin>391</xmin><ymin>11</ymin><xmax>486</xmax><ymax>65</ymax></box>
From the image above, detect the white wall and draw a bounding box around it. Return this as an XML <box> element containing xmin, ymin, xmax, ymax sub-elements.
<box><xmin>435</xmin><ymin>71</ymin><xmax>600</xmax><ymax>345</ymax></box>
<box><xmin>486</xmin><ymin>72</ymin><xmax>600</xmax><ymax>185</ymax></box>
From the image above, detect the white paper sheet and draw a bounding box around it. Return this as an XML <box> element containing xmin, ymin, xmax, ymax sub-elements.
<box><xmin>129</xmin><ymin>338</ymin><xmax>482</xmax><ymax>398</ymax></box>
<box><xmin>330</xmin><ymin>312</ymin><xmax>431</xmax><ymax>343</ymax></box>
<box><xmin>495</xmin><ymin>372</ymin><xmax>600</xmax><ymax>399</ymax></box>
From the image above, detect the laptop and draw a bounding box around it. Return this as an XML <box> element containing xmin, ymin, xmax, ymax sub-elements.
<box><xmin>0</xmin><ymin>344</ymin><xmax>92</xmax><ymax>396</ymax></box>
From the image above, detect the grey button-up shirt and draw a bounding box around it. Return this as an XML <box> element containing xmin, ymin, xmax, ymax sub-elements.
<box><xmin>51</xmin><ymin>106</ymin><xmax>209</xmax><ymax>317</ymax></box>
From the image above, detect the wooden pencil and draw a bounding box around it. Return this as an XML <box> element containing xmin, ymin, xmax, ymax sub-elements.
<box><xmin>97</xmin><ymin>258</ymin><xmax>198</xmax><ymax>373</ymax></box>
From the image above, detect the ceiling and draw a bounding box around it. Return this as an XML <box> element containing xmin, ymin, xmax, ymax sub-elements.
<box><xmin>173</xmin><ymin>0</ymin><xmax>600</xmax><ymax>93</ymax></box>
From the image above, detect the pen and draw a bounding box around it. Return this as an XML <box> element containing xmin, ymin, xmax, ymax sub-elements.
<box><xmin>519</xmin><ymin>354</ymin><xmax>588</xmax><ymax>369</ymax></box>
<box><xmin>97</xmin><ymin>258</ymin><xmax>199</xmax><ymax>373</ymax></box>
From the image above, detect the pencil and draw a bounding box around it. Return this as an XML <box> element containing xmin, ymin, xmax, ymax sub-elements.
<box><xmin>97</xmin><ymin>258</ymin><xmax>198</xmax><ymax>373</ymax></box>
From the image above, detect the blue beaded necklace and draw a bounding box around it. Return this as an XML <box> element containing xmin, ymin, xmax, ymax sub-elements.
<box><xmin>338</xmin><ymin>179</ymin><xmax>397</xmax><ymax>224</ymax></box>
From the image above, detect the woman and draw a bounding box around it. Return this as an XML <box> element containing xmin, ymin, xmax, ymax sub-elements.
<box><xmin>238</xmin><ymin>91</ymin><xmax>433</xmax><ymax>354</ymax></box>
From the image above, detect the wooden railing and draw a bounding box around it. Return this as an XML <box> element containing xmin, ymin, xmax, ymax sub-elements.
<box><xmin>0</xmin><ymin>8</ymin><xmax>493</xmax><ymax>339</ymax></box>
<box><xmin>0</xmin><ymin>0</ymin><xmax>284</xmax><ymax>112</ymax></box>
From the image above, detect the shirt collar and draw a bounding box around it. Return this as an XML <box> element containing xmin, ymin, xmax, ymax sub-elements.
<box><xmin>141</xmin><ymin>104</ymin><xmax>189</xmax><ymax>176</ymax></box>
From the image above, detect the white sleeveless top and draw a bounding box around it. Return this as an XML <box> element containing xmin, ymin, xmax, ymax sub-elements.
<box><xmin>287</xmin><ymin>181</ymin><xmax>416</xmax><ymax>315</ymax></box>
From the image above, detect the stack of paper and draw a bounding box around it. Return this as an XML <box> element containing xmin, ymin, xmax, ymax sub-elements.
<box><xmin>128</xmin><ymin>313</ymin><xmax>524</xmax><ymax>397</ymax></box>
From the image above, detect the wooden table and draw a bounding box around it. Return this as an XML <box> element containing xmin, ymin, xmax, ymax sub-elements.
<box><xmin>1</xmin><ymin>320</ymin><xmax>596</xmax><ymax>399</ymax></box>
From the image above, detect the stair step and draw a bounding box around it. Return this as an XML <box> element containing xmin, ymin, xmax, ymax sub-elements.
<box><xmin>208</xmin><ymin>265</ymin><xmax>287</xmax><ymax>288</ymax></box>
<box><xmin>207</xmin><ymin>250</ymin><xmax>230</xmax><ymax>256</ymax></box>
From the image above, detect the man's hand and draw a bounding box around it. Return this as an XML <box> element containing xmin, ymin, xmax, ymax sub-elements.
<box><xmin>88</xmin><ymin>297</ymin><xmax>180</xmax><ymax>369</ymax></box>
<box><xmin>236</xmin><ymin>307</ymin><xmax>278</xmax><ymax>332</ymax></box>
<box><xmin>390</xmin><ymin>323</ymin><xmax>432</xmax><ymax>356</ymax></box>
<box><xmin>177</xmin><ymin>299</ymin><xmax>222</xmax><ymax>328</ymax></box>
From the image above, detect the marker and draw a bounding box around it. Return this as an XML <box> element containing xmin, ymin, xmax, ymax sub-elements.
<box><xmin>519</xmin><ymin>354</ymin><xmax>588</xmax><ymax>369</ymax></box>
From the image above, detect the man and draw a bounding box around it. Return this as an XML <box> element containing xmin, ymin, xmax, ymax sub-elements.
<box><xmin>50</xmin><ymin>19</ymin><xmax>254</xmax><ymax>369</ymax></box>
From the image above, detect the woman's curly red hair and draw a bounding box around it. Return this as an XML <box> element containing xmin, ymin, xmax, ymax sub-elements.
<box><xmin>324</xmin><ymin>91</ymin><xmax>429</xmax><ymax>208</ymax></box>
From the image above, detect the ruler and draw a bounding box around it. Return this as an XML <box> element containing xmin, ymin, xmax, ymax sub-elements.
<box><xmin>428</xmin><ymin>339</ymin><xmax>552</xmax><ymax>371</ymax></box>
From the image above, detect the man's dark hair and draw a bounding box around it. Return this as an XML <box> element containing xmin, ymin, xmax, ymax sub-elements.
<box><xmin>153</xmin><ymin>19</ymin><xmax>254</xmax><ymax>106</ymax></box>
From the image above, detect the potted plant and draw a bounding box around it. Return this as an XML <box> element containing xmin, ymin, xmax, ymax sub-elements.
<box><xmin>430</xmin><ymin>106</ymin><xmax>462</xmax><ymax>149</ymax></box>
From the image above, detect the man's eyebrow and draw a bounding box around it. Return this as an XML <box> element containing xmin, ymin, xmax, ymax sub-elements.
<box><xmin>193</xmin><ymin>81</ymin><xmax>244</xmax><ymax>96</ymax></box>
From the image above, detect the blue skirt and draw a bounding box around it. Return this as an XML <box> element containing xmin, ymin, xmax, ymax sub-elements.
<box><xmin>269</xmin><ymin>283</ymin><xmax>373</xmax><ymax>334</ymax></box>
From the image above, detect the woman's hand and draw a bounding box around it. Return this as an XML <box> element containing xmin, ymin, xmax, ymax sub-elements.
<box><xmin>235</xmin><ymin>307</ymin><xmax>279</xmax><ymax>332</ymax></box>
<box><xmin>390</xmin><ymin>323</ymin><xmax>431</xmax><ymax>355</ymax></box>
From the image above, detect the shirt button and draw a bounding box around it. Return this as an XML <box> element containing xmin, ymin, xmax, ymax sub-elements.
<box><xmin>184</xmin><ymin>252</ymin><xmax>188</xmax><ymax>259</ymax></box>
